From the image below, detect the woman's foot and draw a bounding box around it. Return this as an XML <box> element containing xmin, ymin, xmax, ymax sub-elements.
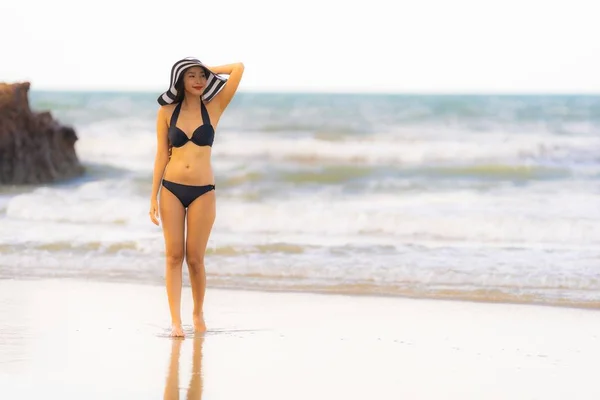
<box><xmin>170</xmin><ymin>324</ymin><xmax>185</xmax><ymax>337</ymax></box>
<box><xmin>193</xmin><ymin>313</ymin><xmax>206</xmax><ymax>333</ymax></box>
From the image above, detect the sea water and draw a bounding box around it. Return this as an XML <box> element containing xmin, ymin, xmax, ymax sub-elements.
<box><xmin>1</xmin><ymin>91</ymin><xmax>599</xmax><ymax>306</ymax></box>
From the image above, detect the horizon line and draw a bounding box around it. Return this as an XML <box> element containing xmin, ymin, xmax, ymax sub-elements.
<box><xmin>27</xmin><ymin>88</ymin><xmax>600</xmax><ymax>96</ymax></box>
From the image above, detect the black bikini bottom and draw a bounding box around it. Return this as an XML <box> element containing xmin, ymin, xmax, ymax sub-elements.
<box><xmin>161</xmin><ymin>179</ymin><xmax>215</xmax><ymax>208</ymax></box>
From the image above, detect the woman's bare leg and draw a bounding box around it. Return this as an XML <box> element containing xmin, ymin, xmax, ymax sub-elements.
<box><xmin>185</xmin><ymin>190</ymin><xmax>216</xmax><ymax>333</ymax></box>
<box><xmin>160</xmin><ymin>187</ymin><xmax>187</xmax><ymax>337</ymax></box>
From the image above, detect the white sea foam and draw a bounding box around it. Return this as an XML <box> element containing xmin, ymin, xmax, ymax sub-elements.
<box><xmin>214</xmin><ymin>130</ymin><xmax>600</xmax><ymax>168</ymax></box>
<box><xmin>67</xmin><ymin>116</ymin><xmax>600</xmax><ymax>175</ymax></box>
<box><xmin>5</xmin><ymin>181</ymin><xmax>599</xmax><ymax>247</ymax></box>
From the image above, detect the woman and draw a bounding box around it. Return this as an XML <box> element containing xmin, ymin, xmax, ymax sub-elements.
<box><xmin>149</xmin><ymin>57</ymin><xmax>244</xmax><ymax>337</ymax></box>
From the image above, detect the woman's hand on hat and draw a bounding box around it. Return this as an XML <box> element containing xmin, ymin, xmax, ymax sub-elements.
<box><xmin>206</xmin><ymin>62</ymin><xmax>244</xmax><ymax>76</ymax></box>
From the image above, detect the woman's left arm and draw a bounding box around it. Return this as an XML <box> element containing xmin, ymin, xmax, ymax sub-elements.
<box><xmin>208</xmin><ymin>62</ymin><xmax>245</xmax><ymax>111</ymax></box>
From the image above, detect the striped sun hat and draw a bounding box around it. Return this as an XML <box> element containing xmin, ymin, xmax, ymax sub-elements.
<box><xmin>157</xmin><ymin>57</ymin><xmax>228</xmax><ymax>106</ymax></box>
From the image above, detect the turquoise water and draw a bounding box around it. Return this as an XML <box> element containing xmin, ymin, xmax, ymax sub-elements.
<box><xmin>1</xmin><ymin>91</ymin><xmax>599</xmax><ymax>307</ymax></box>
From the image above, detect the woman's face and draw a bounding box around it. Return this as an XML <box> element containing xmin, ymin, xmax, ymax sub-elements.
<box><xmin>183</xmin><ymin>66</ymin><xmax>207</xmax><ymax>96</ymax></box>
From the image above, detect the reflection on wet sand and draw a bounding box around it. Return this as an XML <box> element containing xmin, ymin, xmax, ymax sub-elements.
<box><xmin>164</xmin><ymin>337</ymin><xmax>204</xmax><ymax>400</ymax></box>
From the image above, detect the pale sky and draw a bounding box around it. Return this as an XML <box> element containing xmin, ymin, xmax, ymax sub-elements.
<box><xmin>1</xmin><ymin>0</ymin><xmax>599</xmax><ymax>93</ymax></box>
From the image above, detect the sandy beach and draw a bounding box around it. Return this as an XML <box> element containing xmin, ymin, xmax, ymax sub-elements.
<box><xmin>0</xmin><ymin>278</ymin><xmax>598</xmax><ymax>399</ymax></box>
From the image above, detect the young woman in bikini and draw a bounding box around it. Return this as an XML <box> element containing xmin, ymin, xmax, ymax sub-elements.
<box><xmin>149</xmin><ymin>57</ymin><xmax>244</xmax><ymax>337</ymax></box>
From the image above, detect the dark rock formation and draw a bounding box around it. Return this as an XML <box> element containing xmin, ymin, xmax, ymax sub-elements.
<box><xmin>0</xmin><ymin>82</ymin><xmax>84</xmax><ymax>185</ymax></box>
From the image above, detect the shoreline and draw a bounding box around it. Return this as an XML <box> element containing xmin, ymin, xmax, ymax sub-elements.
<box><xmin>2</xmin><ymin>273</ymin><xmax>598</xmax><ymax>312</ymax></box>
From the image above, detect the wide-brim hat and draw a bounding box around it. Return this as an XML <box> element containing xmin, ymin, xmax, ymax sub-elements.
<box><xmin>157</xmin><ymin>57</ymin><xmax>228</xmax><ymax>106</ymax></box>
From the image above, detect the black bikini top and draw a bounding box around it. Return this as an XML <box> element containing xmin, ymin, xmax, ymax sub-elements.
<box><xmin>168</xmin><ymin>101</ymin><xmax>214</xmax><ymax>148</ymax></box>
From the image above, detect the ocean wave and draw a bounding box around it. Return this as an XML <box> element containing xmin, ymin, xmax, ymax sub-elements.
<box><xmin>4</xmin><ymin>240</ymin><xmax>140</xmax><ymax>253</ymax></box>
<box><xmin>1</xmin><ymin>242</ymin><xmax>599</xmax><ymax>309</ymax></box>
<box><xmin>212</xmin><ymin>188</ymin><xmax>600</xmax><ymax>245</ymax></box>
<box><xmin>4</xmin><ymin>182</ymin><xmax>599</xmax><ymax>246</ymax></box>
<box><xmin>412</xmin><ymin>164</ymin><xmax>572</xmax><ymax>180</ymax></box>
<box><xmin>206</xmin><ymin>275</ymin><xmax>600</xmax><ymax>309</ymax></box>
<box><xmin>5</xmin><ymin>182</ymin><xmax>146</xmax><ymax>225</ymax></box>
<box><xmin>0</xmin><ymin>240</ymin><xmax>310</xmax><ymax>258</ymax></box>
<box><xmin>217</xmin><ymin>164</ymin><xmax>572</xmax><ymax>188</ymax></box>
<box><xmin>277</xmin><ymin>166</ymin><xmax>375</xmax><ymax>184</ymax></box>
<box><xmin>213</xmin><ymin>131</ymin><xmax>600</xmax><ymax>170</ymax></box>
<box><xmin>43</xmin><ymin>107</ymin><xmax>600</xmax><ymax>178</ymax></box>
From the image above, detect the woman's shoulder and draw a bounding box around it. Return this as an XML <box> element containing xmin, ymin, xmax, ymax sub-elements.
<box><xmin>157</xmin><ymin>103</ymin><xmax>177</xmax><ymax>122</ymax></box>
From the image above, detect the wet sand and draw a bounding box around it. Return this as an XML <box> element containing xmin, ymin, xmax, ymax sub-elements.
<box><xmin>0</xmin><ymin>277</ymin><xmax>599</xmax><ymax>399</ymax></box>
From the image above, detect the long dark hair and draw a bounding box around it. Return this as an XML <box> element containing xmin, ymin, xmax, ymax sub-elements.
<box><xmin>173</xmin><ymin>73</ymin><xmax>187</xmax><ymax>104</ymax></box>
<box><xmin>167</xmin><ymin>77</ymin><xmax>185</xmax><ymax>159</ymax></box>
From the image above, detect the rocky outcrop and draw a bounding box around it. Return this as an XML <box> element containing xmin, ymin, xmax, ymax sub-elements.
<box><xmin>0</xmin><ymin>82</ymin><xmax>84</xmax><ymax>185</ymax></box>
